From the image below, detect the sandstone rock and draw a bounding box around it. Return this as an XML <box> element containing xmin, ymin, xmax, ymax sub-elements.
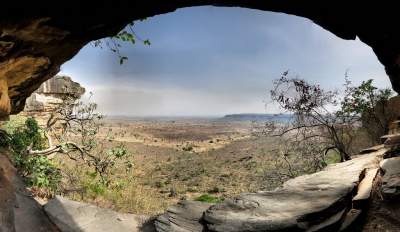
<box><xmin>44</xmin><ymin>195</ymin><xmax>156</xmax><ymax>232</ymax></box>
<box><xmin>339</xmin><ymin>209</ymin><xmax>362</xmax><ymax>232</ymax></box>
<box><xmin>382</xmin><ymin>134</ymin><xmax>400</xmax><ymax>148</ymax></box>
<box><xmin>0</xmin><ymin>152</ymin><xmax>59</xmax><ymax>232</ymax></box>
<box><xmin>359</xmin><ymin>144</ymin><xmax>384</xmax><ymax>154</ymax></box>
<box><xmin>0</xmin><ymin>79</ymin><xmax>10</xmax><ymax>116</ymax></box>
<box><xmin>352</xmin><ymin>168</ymin><xmax>378</xmax><ymax>208</ymax></box>
<box><xmin>21</xmin><ymin>75</ymin><xmax>85</xmax><ymax>128</ymax></box>
<box><xmin>0</xmin><ymin>90</ymin><xmax>11</xmax><ymax>116</ymax></box>
<box><xmin>380</xmin><ymin>156</ymin><xmax>400</xmax><ymax>199</ymax></box>
<box><xmin>306</xmin><ymin>208</ymin><xmax>346</xmax><ymax>232</ymax></box>
<box><xmin>389</xmin><ymin>120</ymin><xmax>400</xmax><ymax>135</ymax></box>
<box><xmin>203</xmin><ymin>151</ymin><xmax>384</xmax><ymax>232</ymax></box>
<box><xmin>155</xmin><ymin>200</ymin><xmax>214</xmax><ymax>232</ymax></box>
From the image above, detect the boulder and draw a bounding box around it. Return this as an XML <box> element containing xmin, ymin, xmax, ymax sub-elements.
<box><xmin>203</xmin><ymin>151</ymin><xmax>384</xmax><ymax>232</ymax></box>
<box><xmin>155</xmin><ymin>200</ymin><xmax>214</xmax><ymax>232</ymax></box>
<box><xmin>380</xmin><ymin>156</ymin><xmax>400</xmax><ymax>199</ymax></box>
<box><xmin>383</xmin><ymin>134</ymin><xmax>400</xmax><ymax>149</ymax></box>
<box><xmin>44</xmin><ymin>195</ymin><xmax>156</xmax><ymax>232</ymax></box>
<box><xmin>0</xmin><ymin>152</ymin><xmax>59</xmax><ymax>232</ymax></box>
<box><xmin>389</xmin><ymin>120</ymin><xmax>400</xmax><ymax>135</ymax></box>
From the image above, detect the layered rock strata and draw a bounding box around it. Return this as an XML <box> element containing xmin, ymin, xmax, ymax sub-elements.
<box><xmin>20</xmin><ymin>75</ymin><xmax>85</xmax><ymax>128</ymax></box>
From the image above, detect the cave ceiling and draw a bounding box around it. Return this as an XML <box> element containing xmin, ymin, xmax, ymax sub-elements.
<box><xmin>0</xmin><ymin>1</ymin><xmax>399</xmax><ymax>115</ymax></box>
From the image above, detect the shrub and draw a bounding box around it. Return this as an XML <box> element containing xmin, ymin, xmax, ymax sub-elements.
<box><xmin>182</xmin><ymin>146</ymin><xmax>193</xmax><ymax>151</ymax></box>
<box><xmin>3</xmin><ymin>117</ymin><xmax>61</xmax><ymax>192</ymax></box>
<box><xmin>194</xmin><ymin>194</ymin><xmax>222</xmax><ymax>203</ymax></box>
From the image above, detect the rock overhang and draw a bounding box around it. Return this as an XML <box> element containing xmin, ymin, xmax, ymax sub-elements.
<box><xmin>1</xmin><ymin>2</ymin><xmax>400</xmax><ymax>116</ymax></box>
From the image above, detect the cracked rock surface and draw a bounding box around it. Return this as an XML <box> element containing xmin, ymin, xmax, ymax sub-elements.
<box><xmin>202</xmin><ymin>151</ymin><xmax>384</xmax><ymax>232</ymax></box>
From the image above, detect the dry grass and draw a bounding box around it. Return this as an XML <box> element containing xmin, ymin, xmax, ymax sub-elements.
<box><xmin>52</xmin><ymin>118</ymin><xmax>281</xmax><ymax>215</ymax></box>
<box><xmin>19</xmin><ymin>117</ymin><xmax>367</xmax><ymax>217</ymax></box>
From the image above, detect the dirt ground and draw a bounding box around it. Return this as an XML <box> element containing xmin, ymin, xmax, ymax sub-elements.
<box><xmin>53</xmin><ymin>117</ymin><xmax>281</xmax><ymax>214</ymax></box>
<box><xmin>23</xmin><ymin>116</ymin><xmax>400</xmax><ymax>229</ymax></box>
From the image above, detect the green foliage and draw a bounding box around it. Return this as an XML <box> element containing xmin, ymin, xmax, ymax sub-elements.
<box><xmin>23</xmin><ymin>156</ymin><xmax>61</xmax><ymax>190</ymax></box>
<box><xmin>211</xmin><ymin>185</ymin><xmax>223</xmax><ymax>193</ymax></box>
<box><xmin>52</xmin><ymin>89</ymin><xmax>135</xmax><ymax>187</ymax></box>
<box><xmin>257</xmin><ymin>71</ymin><xmax>395</xmax><ymax>184</ymax></box>
<box><xmin>91</xmin><ymin>19</ymin><xmax>150</xmax><ymax>65</ymax></box>
<box><xmin>1</xmin><ymin>89</ymin><xmax>135</xmax><ymax>195</ymax></box>
<box><xmin>336</xmin><ymin>77</ymin><xmax>395</xmax><ymax>144</ymax></box>
<box><xmin>336</xmin><ymin>78</ymin><xmax>393</xmax><ymax>121</ymax></box>
<box><xmin>156</xmin><ymin>180</ymin><xmax>165</xmax><ymax>188</ymax></box>
<box><xmin>194</xmin><ymin>194</ymin><xmax>222</xmax><ymax>203</ymax></box>
<box><xmin>3</xmin><ymin>117</ymin><xmax>61</xmax><ymax>191</ymax></box>
<box><xmin>182</xmin><ymin>146</ymin><xmax>193</xmax><ymax>151</ymax></box>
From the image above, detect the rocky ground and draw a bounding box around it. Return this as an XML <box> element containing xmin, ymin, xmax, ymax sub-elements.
<box><xmin>35</xmin><ymin>142</ymin><xmax>400</xmax><ymax>231</ymax></box>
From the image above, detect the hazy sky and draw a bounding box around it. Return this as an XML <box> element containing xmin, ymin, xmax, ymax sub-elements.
<box><xmin>58</xmin><ymin>6</ymin><xmax>389</xmax><ymax>117</ymax></box>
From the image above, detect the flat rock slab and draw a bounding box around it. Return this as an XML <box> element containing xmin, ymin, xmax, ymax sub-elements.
<box><xmin>380</xmin><ymin>156</ymin><xmax>400</xmax><ymax>199</ymax></box>
<box><xmin>44</xmin><ymin>195</ymin><xmax>154</xmax><ymax>232</ymax></box>
<box><xmin>203</xmin><ymin>151</ymin><xmax>384</xmax><ymax>232</ymax></box>
<box><xmin>353</xmin><ymin>168</ymin><xmax>378</xmax><ymax>203</ymax></box>
<box><xmin>155</xmin><ymin>200</ymin><xmax>214</xmax><ymax>232</ymax></box>
<box><xmin>359</xmin><ymin>144</ymin><xmax>384</xmax><ymax>154</ymax></box>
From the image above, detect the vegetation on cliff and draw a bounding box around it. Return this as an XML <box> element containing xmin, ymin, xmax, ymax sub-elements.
<box><xmin>252</xmin><ymin>71</ymin><xmax>398</xmax><ymax>184</ymax></box>
<box><xmin>1</xmin><ymin>88</ymin><xmax>134</xmax><ymax>196</ymax></box>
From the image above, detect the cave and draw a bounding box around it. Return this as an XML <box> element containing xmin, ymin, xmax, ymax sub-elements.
<box><xmin>1</xmin><ymin>2</ymin><xmax>400</xmax><ymax>231</ymax></box>
<box><xmin>0</xmin><ymin>2</ymin><xmax>400</xmax><ymax>117</ymax></box>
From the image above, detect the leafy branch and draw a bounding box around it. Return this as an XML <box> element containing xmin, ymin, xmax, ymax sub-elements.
<box><xmin>90</xmin><ymin>19</ymin><xmax>151</xmax><ymax>65</ymax></box>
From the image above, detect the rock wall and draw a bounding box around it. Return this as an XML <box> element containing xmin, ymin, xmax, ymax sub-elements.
<box><xmin>20</xmin><ymin>75</ymin><xmax>85</xmax><ymax>127</ymax></box>
<box><xmin>1</xmin><ymin>3</ymin><xmax>400</xmax><ymax>115</ymax></box>
<box><xmin>0</xmin><ymin>151</ymin><xmax>59</xmax><ymax>232</ymax></box>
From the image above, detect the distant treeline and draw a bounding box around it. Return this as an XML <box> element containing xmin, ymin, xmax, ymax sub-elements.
<box><xmin>221</xmin><ymin>114</ymin><xmax>291</xmax><ymax>122</ymax></box>
<box><xmin>106</xmin><ymin>115</ymin><xmax>222</xmax><ymax>120</ymax></box>
<box><xmin>106</xmin><ymin>114</ymin><xmax>291</xmax><ymax>121</ymax></box>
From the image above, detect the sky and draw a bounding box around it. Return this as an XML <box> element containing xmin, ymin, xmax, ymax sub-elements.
<box><xmin>58</xmin><ymin>6</ymin><xmax>390</xmax><ymax>117</ymax></box>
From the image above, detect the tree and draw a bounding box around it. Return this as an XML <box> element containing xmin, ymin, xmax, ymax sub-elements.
<box><xmin>2</xmin><ymin>87</ymin><xmax>134</xmax><ymax>192</ymax></box>
<box><xmin>252</xmin><ymin>71</ymin><xmax>395</xmax><ymax>184</ymax></box>
<box><xmin>337</xmin><ymin>77</ymin><xmax>396</xmax><ymax>145</ymax></box>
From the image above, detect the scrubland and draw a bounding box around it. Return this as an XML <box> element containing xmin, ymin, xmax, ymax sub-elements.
<box><xmin>54</xmin><ymin>118</ymin><xmax>291</xmax><ymax>215</ymax></box>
